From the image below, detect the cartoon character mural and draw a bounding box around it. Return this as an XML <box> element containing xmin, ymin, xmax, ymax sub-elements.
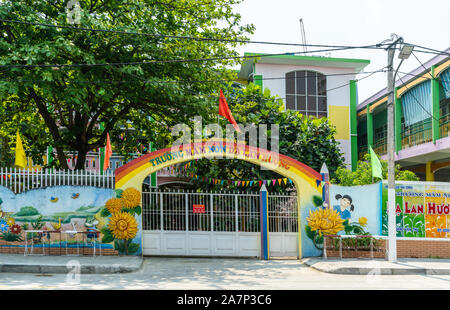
<box><xmin>333</xmin><ymin>194</ymin><xmax>355</xmax><ymax>221</ymax></box>
<box><xmin>305</xmin><ymin>182</ymin><xmax>382</xmax><ymax>252</ymax></box>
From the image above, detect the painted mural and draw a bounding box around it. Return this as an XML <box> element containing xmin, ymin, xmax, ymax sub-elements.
<box><xmin>0</xmin><ymin>185</ymin><xmax>142</xmax><ymax>256</ymax></box>
<box><xmin>382</xmin><ymin>182</ymin><xmax>450</xmax><ymax>238</ymax></box>
<box><xmin>304</xmin><ymin>182</ymin><xmax>382</xmax><ymax>252</ymax></box>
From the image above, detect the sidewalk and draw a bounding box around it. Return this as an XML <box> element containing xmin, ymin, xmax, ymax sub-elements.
<box><xmin>301</xmin><ymin>257</ymin><xmax>450</xmax><ymax>275</ymax></box>
<box><xmin>0</xmin><ymin>254</ymin><xmax>143</xmax><ymax>274</ymax></box>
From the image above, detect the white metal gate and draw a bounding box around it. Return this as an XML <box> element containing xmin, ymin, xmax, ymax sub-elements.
<box><xmin>142</xmin><ymin>189</ymin><xmax>298</xmax><ymax>258</ymax></box>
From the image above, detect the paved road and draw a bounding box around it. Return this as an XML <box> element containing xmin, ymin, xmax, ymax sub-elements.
<box><xmin>1</xmin><ymin>257</ymin><xmax>450</xmax><ymax>290</ymax></box>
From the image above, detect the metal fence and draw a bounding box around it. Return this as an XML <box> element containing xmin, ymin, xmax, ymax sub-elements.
<box><xmin>142</xmin><ymin>189</ymin><xmax>298</xmax><ymax>233</ymax></box>
<box><xmin>0</xmin><ymin>167</ymin><xmax>115</xmax><ymax>193</ymax></box>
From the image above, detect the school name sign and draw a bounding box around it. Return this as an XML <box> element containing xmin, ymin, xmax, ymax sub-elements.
<box><xmin>149</xmin><ymin>142</ymin><xmax>291</xmax><ymax>171</ymax></box>
<box><xmin>382</xmin><ymin>183</ymin><xmax>450</xmax><ymax>238</ymax></box>
<box><xmin>396</xmin><ymin>202</ymin><xmax>450</xmax><ymax>215</ymax></box>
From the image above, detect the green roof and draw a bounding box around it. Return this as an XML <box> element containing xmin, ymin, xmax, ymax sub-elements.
<box><xmin>238</xmin><ymin>52</ymin><xmax>370</xmax><ymax>80</ymax></box>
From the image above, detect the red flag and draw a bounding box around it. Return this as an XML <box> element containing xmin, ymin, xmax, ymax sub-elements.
<box><xmin>103</xmin><ymin>133</ymin><xmax>112</xmax><ymax>171</ymax></box>
<box><xmin>219</xmin><ymin>89</ymin><xmax>240</xmax><ymax>132</ymax></box>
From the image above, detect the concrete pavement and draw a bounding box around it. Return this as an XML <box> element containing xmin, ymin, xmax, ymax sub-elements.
<box><xmin>301</xmin><ymin>257</ymin><xmax>450</xmax><ymax>275</ymax></box>
<box><xmin>0</xmin><ymin>257</ymin><xmax>450</xmax><ymax>290</ymax></box>
<box><xmin>1</xmin><ymin>254</ymin><xmax>450</xmax><ymax>276</ymax></box>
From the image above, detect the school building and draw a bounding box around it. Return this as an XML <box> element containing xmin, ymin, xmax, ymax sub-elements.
<box><xmin>356</xmin><ymin>47</ymin><xmax>450</xmax><ymax>181</ymax></box>
<box><xmin>237</xmin><ymin>52</ymin><xmax>371</xmax><ymax>171</ymax></box>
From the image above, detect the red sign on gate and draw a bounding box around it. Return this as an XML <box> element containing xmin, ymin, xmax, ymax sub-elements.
<box><xmin>193</xmin><ymin>204</ymin><xmax>205</xmax><ymax>214</ymax></box>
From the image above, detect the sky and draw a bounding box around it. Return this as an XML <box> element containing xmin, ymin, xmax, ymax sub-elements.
<box><xmin>233</xmin><ymin>0</ymin><xmax>450</xmax><ymax>103</ymax></box>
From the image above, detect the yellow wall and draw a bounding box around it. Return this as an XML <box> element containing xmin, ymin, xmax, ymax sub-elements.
<box><xmin>328</xmin><ymin>106</ymin><xmax>349</xmax><ymax>140</ymax></box>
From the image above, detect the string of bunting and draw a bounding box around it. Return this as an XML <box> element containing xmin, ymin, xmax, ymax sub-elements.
<box><xmin>170</xmin><ymin>162</ymin><xmax>333</xmax><ymax>188</ymax></box>
<box><xmin>172</xmin><ymin>162</ymin><xmax>293</xmax><ymax>187</ymax></box>
<box><xmin>315</xmin><ymin>179</ymin><xmax>331</xmax><ymax>188</ymax></box>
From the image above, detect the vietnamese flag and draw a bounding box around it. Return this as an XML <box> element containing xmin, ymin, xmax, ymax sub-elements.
<box><xmin>103</xmin><ymin>133</ymin><xmax>112</xmax><ymax>171</ymax></box>
<box><xmin>219</xmin><ymin>89</ymin><xmax>240</xmax><ymax>132</ymax></box>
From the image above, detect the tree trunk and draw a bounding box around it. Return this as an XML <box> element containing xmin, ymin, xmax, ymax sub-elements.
<box><xmin>74</xmin><ymin>147</ymin><xmax>88</xmax><ymax>170</ymax></box>
<box><xmin>55</xmin><ymin>145</ymin><xmax>69</xmax><ymax>169</ymax></box>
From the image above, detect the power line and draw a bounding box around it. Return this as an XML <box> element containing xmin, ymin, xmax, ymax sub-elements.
<box><xmin>411</xmin><ymin>51</ymin><xmax>437</xmax><ymax>81</ymax></box>
<box><xmin>3</xmin><ymin>19</ymin><xmax>449</xmax><ymax>59</ymax></box>
<box><xmin>0</xmin><ymin>18</ymin><xmax>389</xmax><ymax>50</ymax></box>
<box><xmin>0</xmin><ymin>46</ymin><xmax>376</xmax><ymax>70</ymax></box>
<box><xmin>0</xmin><ymin>69</ymin><xmax>386</xmax><ymax>85</ymax></box>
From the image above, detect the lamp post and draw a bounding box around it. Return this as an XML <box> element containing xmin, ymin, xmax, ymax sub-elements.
<box><xmin>385</xmin><ymin>35</ymin><xmax>413</xmax><ymax>262</ymax></box>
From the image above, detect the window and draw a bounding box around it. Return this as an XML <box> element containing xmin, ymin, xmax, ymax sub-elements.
<box><xmin>285</xmin><ymin>70</ymin><xmax>327</xmax><ymax>117</ymax></box>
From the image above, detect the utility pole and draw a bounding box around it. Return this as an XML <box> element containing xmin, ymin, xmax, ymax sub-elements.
<box><xmin>385</xmin><ymin>35</ymin><xmax>413</xmax><ymax>263</ymax></box>
<box><xmin>386</xmin><ymin>39</ymin><xmax>397</xmax><ymax>263</ymax></box>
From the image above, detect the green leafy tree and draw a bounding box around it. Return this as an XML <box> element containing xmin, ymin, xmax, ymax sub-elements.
<box><xmin>0</xmin><ymin>0</ymin><xmax>254</xmax><ymax>169</ymax></box>
<box><xmin>332</xmin><ymin>153</ymin><xmax>419</xmax><ymax>186</ymax></box>
<box><xmin>182</xmin><ymin>84</ymin><xmax>345</xmax><ymax>190</ymax></box>
<box><xmin>0</xmin><ymin>96</ymin><xmax>50</xmax><ymax>166</ymax></box>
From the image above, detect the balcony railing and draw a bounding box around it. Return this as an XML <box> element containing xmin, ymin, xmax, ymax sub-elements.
<box><xmin>373</xmin><ymin>136</ymin><xmax>387</xmax><ymax>156</ymax></box>
<box><xmin>440</xmin><ymin>113</ymin><xmax>450</xmax><ymax>139</ymax></box>
<box><xmin>401</xmin><ymin>118</ymin><xmax>433</xmax><ymax>149</ymax></box>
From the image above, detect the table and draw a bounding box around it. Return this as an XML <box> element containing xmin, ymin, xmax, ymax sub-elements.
<box><xmin>79</xmin><ymin>230</ymin><xmax>102</xmax><ymax>256</ymax></box>
<box><xmin>61</xmin><ymin>230</ymin><xmax>81</xmax><ymax>256</ymax></box>
<box><xmin>24</xmin><ymin>230</ymin><xmax>62</xmax><ymax>256</ymax></box>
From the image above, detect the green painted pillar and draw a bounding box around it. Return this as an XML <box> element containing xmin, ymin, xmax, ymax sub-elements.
<box><xmin>99</xmin><ymin>122</ymin><xmax>105</xmax><ymax>174</ymax></box>
<box><xmin>394</xmin><ymin>88</ymin><xmax>402</xmax><ymax>153</ymax></box>
<box><xmin>431</xmin><ymin>65</ymin><xmax>440</xmax><ymax>142</ymax></box>
<box><xmin>47</xmin><ymin>146</ymin><xmax>54</xmax><ymax>166</ymax></box>
<box><xmin>254</xmin><ymin>75</ymin><xmax>263</xmax><ymax>90</ymax></box>
<box><xmin>349</xmin><ymin>80</ymin><xmax>358</xmax><ymax>171</ymax></box>
<box><xmin>367</xmin><ymin>105</ymin><xmax>373</xmax><ymax>148</ymax></box>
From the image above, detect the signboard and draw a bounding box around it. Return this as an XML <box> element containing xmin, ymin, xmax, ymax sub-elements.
<box><xmin>382</xmin><ymin>182</ymin><xmax>450</xmax><ymax>238</ymax></box>
<box><xmin>193</xmin><ymin>204</ymin><xmax>205</xmax><ymax>214</ymax></box>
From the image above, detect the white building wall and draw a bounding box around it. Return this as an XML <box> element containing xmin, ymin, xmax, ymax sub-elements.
<box><xmin>254</xmin><ymin>63</ymin><xmax>356</xmax><ymax>167</ymax></box>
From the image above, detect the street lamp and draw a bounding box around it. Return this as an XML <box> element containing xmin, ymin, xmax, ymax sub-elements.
<box><xmin>386</xmin><ymin>36</ymin><xmax>413</xmax><ymax>263</ymax></box>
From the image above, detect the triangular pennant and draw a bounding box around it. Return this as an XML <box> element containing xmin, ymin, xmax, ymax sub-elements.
<box><xmin>316</xmin><ymin>179</ymin><xmax>321</xmax><ymax>188</ymax></box>
<box><xmin>273</xmin><ymin>179</ymin><xmax>276</xmax><ymax>186</ymax></box>
<box><xmin>278</xmin><ymin>179</ymin><xmax>282</xmax><ymax>185</ymax></box>
<box><xmin>283</xmin><ymin>178</ymin><xmax>287</xmax><ymax>185</ymax></box>
<box><xmin>263</xmin><ymin>180</ymin><xmax>267</xmax><ymax>185</ymax></box>
<box><xmin>259</xmin><ymin>181</ymin><xmax>262</xmax><ymax>187</ymax></box>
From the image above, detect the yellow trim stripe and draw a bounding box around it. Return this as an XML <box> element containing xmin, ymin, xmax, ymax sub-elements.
<box><xmin>435</xmin><ymin>59</ymin><xmax>450</xmax><ymax>77</ymax></box>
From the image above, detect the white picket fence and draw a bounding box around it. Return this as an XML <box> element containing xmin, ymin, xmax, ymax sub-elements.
<box><xmin>0</xmin><ymin>167</ymin><xmax>115</xmax><ymax>193</ymax></box>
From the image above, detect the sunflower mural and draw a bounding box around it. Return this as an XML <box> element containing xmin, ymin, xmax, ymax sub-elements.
<box><xmin>305</xmin><ymin>195</ymin><xmax>371</xmax><ymax>251</ymax></box>
<box><xmin>100</xmin><ymin>187</ymin><xmax>142</xmax><ymax>255</ymax></box>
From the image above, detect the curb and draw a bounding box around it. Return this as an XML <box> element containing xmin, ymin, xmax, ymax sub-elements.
<box><xmin>301</xmin><ymin>258</ymin><xmax>450</xmax><ymax>275</ymax></box>
<box><xmin>0</xmin><ymin>258</ymin><xmax>144</xmax><ymax>274</ymax></box>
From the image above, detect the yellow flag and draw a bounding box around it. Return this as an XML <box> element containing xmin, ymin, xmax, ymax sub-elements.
<box><xmin>15</xmin><ymin>131</ymin><xmax>27</xmax><ymax>168</ymax></box>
